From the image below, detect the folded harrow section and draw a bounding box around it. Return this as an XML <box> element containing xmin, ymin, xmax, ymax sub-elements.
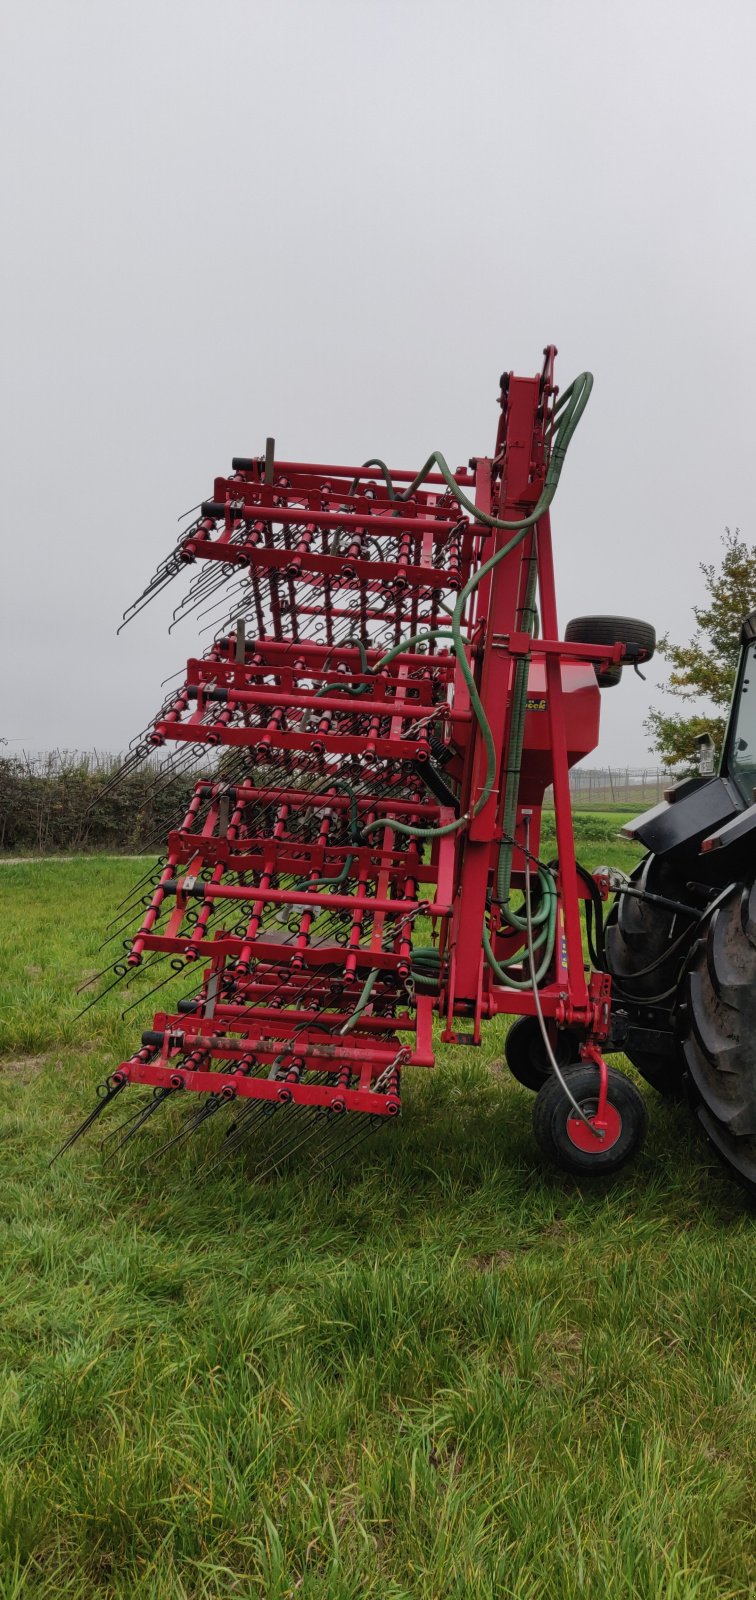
<box><xmin>87</xmin><ymin>451</ymin><xmax>478</xmax><ymax>1162</ymax></box>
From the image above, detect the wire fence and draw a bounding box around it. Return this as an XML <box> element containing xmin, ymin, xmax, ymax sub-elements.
<box><xmin>547</xmin><ymin>766</ymin><xmax>675</xmax><ymax>809</ymax></box>
<box><xmin>0</xmin><ymin>750</ymin><xmax>674</xmax><ymax>854</ymax></box>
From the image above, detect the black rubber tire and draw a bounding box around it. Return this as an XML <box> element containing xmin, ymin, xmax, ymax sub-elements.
<box><xmin>680</xmin><ymin>879</ymin><xmax>756</xmax><ymax>1195</ymax></box>
<box><xmin>597</xmin><ymin>663</ymin><xmax>624</xmax><ymax>689</ymax></box>
<box><xmin>565</xmin><ymin>615</ymin><xmax>656</xmax><ymax>688</ymax></box>
<box><xmin>533</xmin><ymin>1065</ymin><xmax>647</xmax><ymax>1176</ymax></box>
<box><xmin>604</xmin><ymin>853</ymin><xmax>692</xmax><ymax>1097</ymax></box>
<box><xmin>505</xmin><ymin>1016</ymin><xmax>581</xmax><ymax>1092</ymax></box>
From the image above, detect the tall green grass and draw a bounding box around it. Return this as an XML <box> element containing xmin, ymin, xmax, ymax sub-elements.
<box><xmin>0</xmin><ymin>851</ymin><xmax>753</xmax><ymax>1598</ymax></box>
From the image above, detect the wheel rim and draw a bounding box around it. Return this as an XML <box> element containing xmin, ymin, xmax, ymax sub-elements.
<box><xmin>566</xmin><ymin>1100</ymin><xmax>623</xmax><ymax>1153</ymax></box>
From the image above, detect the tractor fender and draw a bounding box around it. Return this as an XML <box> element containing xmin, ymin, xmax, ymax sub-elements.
<box><xmin>620</xmin><ymin>776</ymin><xmax>741</xmax><ymax>861</ymax></box>
<box><xmin>697</xmin><ymin>799</ymin><xmax>756</xmax><ymax>863</ymax></box>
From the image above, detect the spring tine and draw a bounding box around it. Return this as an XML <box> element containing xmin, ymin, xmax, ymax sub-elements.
<box><xmin>109</xmin><ymin>1087</ymin><xmax>176</xmax><ymax>1152</ymax></box>
<box><xmin>217</xmin><ymin>1057</ymin><xmax>337</xmax><ymax>1166</ymax></box>
<box><xmin>314</xmin><ymin>1119</ymin><xmax>384</xmax><ymax>1178</ymax></box>
<box><xmin>250</xmin><ymin>1108</ymin><xmax>316</xmax><ymax>1171</ymax></box>
<box><xmin>100</xmin><ymin>1090</ymin><xmax>155</xmax><ymax>1145</ymax></box>
<box><xmin>208</xmin><ymin>1047</ymin><xmax>315</xmax><ymax>1162</ymax></box>
<box><xmin>108</xmin><ymin>859</ymin><xmax>163</xmax><ymax>920</ymax></box>
<box><xmin>73</xmin><ymin>968</ymin><xmax>130</xmax><ymax>1020</ymax></box>
<box><xmin>120</xmin><ymin>960</ymin><xmax>181</xmax><ymax>1018</ymax></box>
<box><xmin>216</xmin><ymin>1096</ymin><xmax>268</xmax><ymax>1144</ymax></box>
<box><xmin>311</xmin><ymin>1114</ymin><xmax>386</xmax><ymax>1178</ymax></box>
<box><xmin>250</xmin><ymin>1095</ymin><xmax>320</xmax><ymax>1160</ymax></box>
<box><xmin>300</xmin><ymin>1112</ymin><xmax>354</xmax><ymax>1167</ymax></box>
<box><xmin>50</xmin><ymin>1077</ymin><xmax>128</xmax><ymax>1164</ymax></box>
<box><xmin>203</xmin><ymin>1101</ymin><xmax>279</xmax><ymax>1173</ymax></box>
<box><xmin>253</xmin><ymin>1108</ymin><xmax>333</xmax><ymax>1180</ymax></box>
<box><xmin>76</xmin><ymin>959</ymin><xmax>126</xmax><ymax>995</ymax></box>
<box><xmin>144</xmin><ymin>1094</ymin><xmax>224</xmax><ymax>1164</ymax></box>
<box><xmin>220</xmin><ymin>1101</ymin><xmax>279</xmax><ymax>1157</ymax></box>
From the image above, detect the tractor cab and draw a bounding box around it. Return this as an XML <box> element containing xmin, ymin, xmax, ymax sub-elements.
<box><xmin>723</xmin><ymin>610</ymin><xmax>756</xmax><ymax>805</ymax></box>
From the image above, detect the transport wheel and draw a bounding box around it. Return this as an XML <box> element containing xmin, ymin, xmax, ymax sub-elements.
<box><xmin>604</xmin><ymin>853</ymin><xmax>691</xmax><ymax>1097</ymax></box>
<box><xmin>564</xmin><ymin>615</ymin><xmax>656</xmax><ymax>688</ymax></box>
<box><xmin>504</xmin><ymin>1016</ymin><xmax>581</xmax><ymax>1092</ymax></box>
<box><xmin>533</xmin><ymin>1065</ymin><xmax>647</xmax><ymax>1176</ymax></box>
<box><xmin>680</xmin><ymin>879</ymin><xmax>756</xmax><ymax>1195</ymax></box>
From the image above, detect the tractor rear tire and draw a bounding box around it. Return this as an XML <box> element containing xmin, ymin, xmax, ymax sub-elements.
<box><xmin>680</xmin><ymin>879</ymin><xmax>756</xmax><ymax>1196</ymax></box>
<box><xmin>533</xmin><ymin>1065</ymin><xmax>647</xmax><ymax>1176</ymax></box>
<box><xmin>505</xmin><ymin>1016</ymin><xmax>581</xmax><ymax>1092</ymax></box>
<box><xmin>564</xmin><ymin>615</ymin><xmax>656</xmax><ymax>688</ymax></box>
<box><xmin>604</xmin><ymin>853</ymin><xmax>692</xmax><ymax>1097</ymax></box>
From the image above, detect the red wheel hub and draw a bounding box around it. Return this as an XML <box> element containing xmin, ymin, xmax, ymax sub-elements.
<box><xmin>566</xmin><ymin>1102</ymin><xmax>622</xmax><ymax>1153</ymax></box>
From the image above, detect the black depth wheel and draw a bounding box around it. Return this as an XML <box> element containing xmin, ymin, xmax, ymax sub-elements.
<box><xmin>564</xmin><ymin>614</ymin><xmax>656</xmax><ymax>688</ymax></box>
<box><xmin>505</xmin><ymin>1016</ymin><xmax>581</xmax><ymax>1092</ymax></box>
<box><xmin>533</xmin><ymin>1065</ymin><xmax>647</xmax><ymax>1176</ymax></box>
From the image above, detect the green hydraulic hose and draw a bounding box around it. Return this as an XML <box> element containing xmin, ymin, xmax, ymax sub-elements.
<box><xmin>409</xmin><ymin>946</ymin><xmax>442</xmax><ymax>989</ymax></box>
<box><xmin>482</xmin><ymin>893</ymin><xmax>556</xmax><ymax>991</ymax></box>
<box><xmin>348</xmin><ymin>459</ymin><xmax>398</xmax><ymax>499</ymax></box>
<box><xmin>291</xmin><ymin>854</ymin><xmax>354</xmax><ymax>895</ymax></box>
<box><xmin>338</xmin><ymin>966</ymin><xmax>380</xmax><ymax>1035</ymax></box>
<box><xmin>395</xmin><ymin>372</ymin><xmax>593</xmax><ymax>527</ymax></box>
<box><xmin>315</xmin><ymin>629</ymin><xmax>456</xmax><ymax>701</ymax></box>
<box><xmin>289</xmin><ymin>780</ymin><xmax>361</xmax><ymax>892</ymax></box>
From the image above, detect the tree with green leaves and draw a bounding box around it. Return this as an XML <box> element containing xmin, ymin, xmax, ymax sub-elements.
<box><xmin>646</xmin><ymin>528</ymin><xmax>756</xmax><ymax>771</ymax></box>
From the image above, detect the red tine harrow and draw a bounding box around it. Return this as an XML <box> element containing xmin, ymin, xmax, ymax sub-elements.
<box><xmin>59</xmin><ymin>348</ymin><xmax>659</xmax><ymax>1180</ymax></box>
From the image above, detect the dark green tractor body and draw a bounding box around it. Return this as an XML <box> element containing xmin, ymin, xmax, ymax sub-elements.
<box><xmin>605</xmin><ymin>611</ymin><xmax>756</xmax><ymax>1192</ymax></box>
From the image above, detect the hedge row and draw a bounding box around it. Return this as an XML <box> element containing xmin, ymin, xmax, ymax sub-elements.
<box><xmin>0</xmin><ymin>755</ymin><xmax>638</xmax><ymax>856</ymax></box>
<box><xmin>0</xmin><ymin>756</ymin><xmax>199</xmax><ymax>855</ymax></box>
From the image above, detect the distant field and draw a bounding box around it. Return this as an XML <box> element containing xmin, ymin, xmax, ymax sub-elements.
<box><xmin>540</xmin><ymin>808</ymin><xmax>638</xmax><ymax>848</ymax></box>
<box><xmin>0</xmin><ymin>845</ymin><xmax>754</xmax><ymax>1599</ymax></box>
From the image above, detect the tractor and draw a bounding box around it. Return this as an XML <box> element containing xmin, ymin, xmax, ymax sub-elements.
<box><xmin>57</xmin><ymin>348</ymin><xmax>755</xmax><ymax>1198</ymax></box>
<box><xmin>601</xmin><ymin>609</ymin><xmax>756</xmax><ymax>1193</ymax></box>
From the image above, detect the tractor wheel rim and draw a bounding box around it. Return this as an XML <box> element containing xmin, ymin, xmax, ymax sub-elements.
<box><xmin>566</xmin><ymin>1100</ymin><xmax>623</xmax><ymax>1153</ymax></box>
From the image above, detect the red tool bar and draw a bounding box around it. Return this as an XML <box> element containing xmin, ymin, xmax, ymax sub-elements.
<box><xmin>201</xmin><ymin>502</ymin><xmax>465</xmax><ymax>537</ymax></box>
<box><xmin>183</xmin><ymin>540</ymin><xmax>465</xmax><ymax>592</ymax></box>
<box><xmin>158</xmin><ymin>1032</ymin><xmax>404</xmax><ymax>1067</ymax></box>
<box><xmin>168</xmin><ymin>879</ymin><xmax>448</xmax><ymax>915</ymax></box>
<box><xmin>191</xmin><ymin>660</ymin><xmax>443</xmax><ymax>700</ymax></box>
<box><xmin>165</xmin><ymin>836</ymin><xmax>441</xmax><ymax>883</ymax></box>
<box><xmin>223</xmin><ymin>640</ymin><xmax>457</xmax><ymax>672</ymax></box>
<box><xmin>251</xmin><ymin>459</ymin><xmax>476</xmax><ymax>487</ymax></box>
<box><xmin>157</xmin><ymin>725</ymin><xmax>435</xmax><ymax>761</ymax></box>
<box><xmin>186</xmin><ymin>683</ymin><xmax>460</xmax><ymax>722</ymax></box>
<box><xmin>134</xmin><ymin>934</ymin><xmax>420</xmax><ymax>968</ymax></box>
<box><xmin>195</xmin><ymin>785</ymin><xmax>444</xmax><ymax>820</ymax></box>
<box><xmin>166</xmin><ymin>1004</ymin><xmax>414</xmax><ymax>1034</ymax></box>
<box><xmin>121</xmin><ymin>1059</ymin><xmax>400</xmax><ymax>1116</ymax></box>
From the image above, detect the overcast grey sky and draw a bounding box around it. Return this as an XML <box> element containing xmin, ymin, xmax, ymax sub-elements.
<box><xmin>2</xmin><ymin>0</ymin><xmax>754</xmax><ymax>766</ymax></box>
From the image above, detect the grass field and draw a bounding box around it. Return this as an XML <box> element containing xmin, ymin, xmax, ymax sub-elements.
<box><xmin>0</xmin><ymin>829</ymin><xmax>754</xmax><ymax>1599</ymax></box>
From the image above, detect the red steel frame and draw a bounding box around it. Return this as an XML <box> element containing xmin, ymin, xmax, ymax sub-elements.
<box><xmin>107</xmin><ymin>348</ymin><xmax>620</xmax><ymax>1138</ymax></box>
